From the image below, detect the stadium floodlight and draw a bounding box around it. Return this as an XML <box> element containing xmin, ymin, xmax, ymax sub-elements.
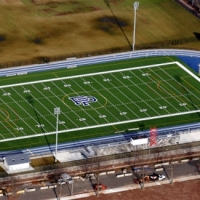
<box><xmin>133</xmin><ymin>2</ymin><xmax>139</xmax><ymax>51</ymax></box>
<box><xmin>54</xmin><ymin>107</ymin><xmax>61</xmax><ymax>162</ymax></box>
<box><xmin>198</xmin><ymin>63</ymin><xmax>200</xmax><ymax>75</ymax></box>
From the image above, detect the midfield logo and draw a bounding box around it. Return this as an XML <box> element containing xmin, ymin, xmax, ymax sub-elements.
<box><xmin>69</xmin><ymin>96</ymin><xmax>97</xmax><ymax>106</ymax></box>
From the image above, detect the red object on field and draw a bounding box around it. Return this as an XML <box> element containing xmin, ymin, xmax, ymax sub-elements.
<box><xmin>94</xmin><ymin>184</ymin><xmax>107</xmax><ymax>190</ymax></box>
<box><xmin>149</xmin><ymin>127</ymin><xmax>157</xmax><ymax>146</ymax></box>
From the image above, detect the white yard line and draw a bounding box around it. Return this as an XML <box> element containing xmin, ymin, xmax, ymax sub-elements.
<box><xmin>50</xmin><ymin>80</ymin><xmax>94</xmax><ymax>127</ymax></box>
<box><xmin>79</xmin><ymin>76</ymin><xmax>121</xmax><ymax>122</ymax></box>
<box><xmin>91</xmin><ymin>75</ymin><xmax>138</xmax><ymax>119</ymax></box>
<box><xmin>6</xmin><ymin>87</ymin><xmax>41</xmax><ymax>134</ymax></box>
<box><xmin>0</xmin><ymin>62</ymin><xmax>178</xmax><ymax>89</ymax></box>
<box><xmin>68</xmin><ymin>79</ymin><xmax>102</xmax><ymax>125</ymax></box>
<box><xmin>148</xmin><ymin>67</ymin><xmax>191</xmax><ymax>111</ymax></box>
<box><xmin>40</xmin><ymin>81</ymin><xmax>82</xmax><ymax>128</ymax></box>
<box><xmin>112</xmin><ymin>71</ymin><xmax>161</xmax><ymax>116</ymax></box>
<box><xmin>156</xmin><ymin>66</ymin><xmax>200</xmax><ymax>109</ymax></box>
<box><xmin>22</xmin><ymin>84</ymin><xmax>58</xmax><ymax>130</ymax></box>
<box><xmin>130</xmin><ymin>68</ymin><xmax>180</xmax><ymax>113</ymax></box>
<box><xmin>176</xmin><ymin>62</ymin><xmax>200</xmax><ymax>82</ymax></box>
<box><xmin>1</xmin><ymin>109</ymin><xmax>200</xmax><ymax>142</ymax></box>
<box><xmin>1</xmin><ymin>89</ymin><xmax>34</xmax><ymax>137</ymax></box>
<box><xmin>0</xmin><ymin>118</ymin><xmax>15</xmax><ymax>138</ymax></box>
<box><xmin>0</xmin><ymin>61</ymin><xmax>199</xmax><ymax>142</ymax></box>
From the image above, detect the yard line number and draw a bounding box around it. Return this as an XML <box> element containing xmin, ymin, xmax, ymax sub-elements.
<box><xmin>140</xmin><ymin>109</ymin><xmax>147</xmax><ymax>112</ymax></box>
<box><xmin>120</xmin><ymin>112</ymin><xmax>127</xmax><ymax>115</ymax></box>
<box><xmin>3</xmin><ymin>93</ymin><xmax>11</xmax><ymax>96</ymax></box>
<box><xmin>64</xmin><ymin>84</ymin><xmax>71</xmax><ymax>87</ymax></box>
<box><xmin>16</xmin><ymin>127</ymin><xmax>24</xmax><ymax>131</ymax></box>
<box><xmin>43</xmin><ymin>87</ymin><xmax>51</xmax><ymax>90</ymax></box>
<box><xmin>35</xmin><ymin>124</ymin><xmax>45</xmax><ymax>128</ymax></box>
<box><xmin>159</xmin><ymin>106</ymin><xmax>167</xmax><ymax>109</ymax></box>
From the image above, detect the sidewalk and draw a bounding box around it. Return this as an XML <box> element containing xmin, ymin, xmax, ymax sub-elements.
<box><xmin>2</xmin><ymin>161</ymin><xmax>199</xmax><ymax>200</ymax></box>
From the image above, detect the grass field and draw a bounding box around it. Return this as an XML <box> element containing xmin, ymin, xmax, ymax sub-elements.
<box><xmin>0</xmin><ymin>56</ymin><xmax>200</xmax><ymax>151</ymax></box>
<box><xmin>0</xmin><ymin>0</ymin><xmax>200</xmax><ymax>64</ymax></box>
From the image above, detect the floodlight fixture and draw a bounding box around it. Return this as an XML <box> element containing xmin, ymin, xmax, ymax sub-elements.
<box><xmin>54</xmin><ymin>107</ymin><xmax>61</xmax><ymax>162</ymax></box>
<box><xmin>133</xmin><ymin>2</ymin><xmax>139</xmax><ymax>51</ymax></box>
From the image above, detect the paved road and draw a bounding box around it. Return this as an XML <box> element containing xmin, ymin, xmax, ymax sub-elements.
<box><xmin>1</xmin><ymin>160</ymin><xmax>199</xmax><ymax>200</ymax></box>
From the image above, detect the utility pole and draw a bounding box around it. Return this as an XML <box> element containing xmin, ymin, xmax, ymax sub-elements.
<box><xmin>133</xmin><ymin>2</ymin><xmax>139</xmax><ymax>51</ymax></box>
<box><xmin>54</xmin><ymin>107</ymin><xmax>60</xmax><ymax>162</ymax></box>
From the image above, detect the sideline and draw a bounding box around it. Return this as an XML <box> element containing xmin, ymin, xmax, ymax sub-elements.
<box><xmin>0</xmin><ymin>49</ymin><xmax>200</xmax><ymax>77</ymax></box>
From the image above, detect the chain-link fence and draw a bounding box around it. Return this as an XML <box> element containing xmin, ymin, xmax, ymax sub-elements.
<box><xmin>0</xmin><ymin>141</ymin><xmax>200</xmax><ymax>186</ymax></box>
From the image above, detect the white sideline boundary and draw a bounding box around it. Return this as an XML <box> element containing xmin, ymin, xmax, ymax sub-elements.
<box><xmin>0</xmin><ymin>61</ymin><xmax>177</xmax><ymax>89</ymax></box>
<box><xmin>0</xmin><ymin>61</ymin><xmax>200</xmax><ymax>142</ymax></box>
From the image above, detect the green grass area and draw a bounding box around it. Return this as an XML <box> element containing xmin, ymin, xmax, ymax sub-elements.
<box><xmin>0</xmin><ymin>56</ymin><xmax>199</xmax><ymax>151</ymax></box>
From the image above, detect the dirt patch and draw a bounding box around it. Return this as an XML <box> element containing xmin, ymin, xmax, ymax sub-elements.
<box><xmin>31</xmin><ymin>156</ymin><xmax>55</xmax><ymax>167</ymax></box>
<box><xmin>32</xmin><ymin>0</ymin><xmax>71</xmax><ymax>5</ymax></box>
<box><xmin>0</xmin><ymin>0</ymin><xmax>23</xmax><ymax>5</ymax></box>
<box><xmin>81</xmin><ymin>179</ymin><xmax>200</xmax><ymax>200</ymax></box>
<box><xmin>93</xmin><ymin>16</ymin><xmax>129</xmax><ymax>35</ymax></box>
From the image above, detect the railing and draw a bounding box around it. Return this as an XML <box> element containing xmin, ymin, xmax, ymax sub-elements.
<box><xmin>0</xmin><ymin>36</ymin><xmax>199</xmax><ymax>70</ymax></box>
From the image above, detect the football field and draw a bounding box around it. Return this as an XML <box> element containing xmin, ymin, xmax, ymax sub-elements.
<box><xmin>0</xmin><ymin>58</ymin><xmax>200</xmax><ymax>144</ymax></box>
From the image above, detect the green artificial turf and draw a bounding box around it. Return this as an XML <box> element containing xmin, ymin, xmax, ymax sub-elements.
<box><xmin>0</xmin><ymin>56</ymin><xmax>199</xmax><ymax>151</ymax></box>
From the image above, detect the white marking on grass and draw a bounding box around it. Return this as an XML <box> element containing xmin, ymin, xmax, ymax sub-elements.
<box><xmin>23</xmin><ymin>89</ymin><xmax>31</xmax><ymax>93</ymax></box>
<box><xmin>0</xmin><ymin>111</ymin><xmax>16</xmax><ymax>138</ymax></box>
<box><xmin>0</xmin><ymin>62</ymin><xmax>178</xmax><ymax>89</ymax></box>
<box><xmin>111</xmin><ymin>72</ymin><xmax>158</xmax><ymax>116</ymax></box>
<box><xmin>3</xmin><ymin>93</ymin><xmax>11</xmax><ymax>96</ymax></box>
<box><xmin>90</xmin><ymin>76</ymin><xmax>133</xmax><ymax>120</ymax></box>
<box><xmin>1</xmin><ymin>109</ymin><xmax>200</xmax><ymax>142</ymax></box>
<box><xmin>51</xmin><ymin>80</ymin><xmax>91</xmax><ymax>127</ymax></box>
<box><xmin>152</xmin><ymin>66</ymin><xmax>195</xmax><ymax>111</ymax></box>
<box><xmin>0</xmin><ymin>61</ymin><xmax>199</xmax><ymax>142</ymax></box>
<box><xmin>0</xmin><ymin>90</ymin><xmax>34</xmax><ymax>136</ymax></box>
<box><xmin>21</xmin><ymin>84</ymin><xmax>56</xmax><ymax>130</ymax></box>
<box><xmin>80</xmin><ymin>76</ymin><xmax>121</xmax><ymax>122</ymax></box>
<box><xmin>120</xmin><ymin>112</ymin><xmax>127</xmax><ymax>115</ymax></box>
<box><xmin>179</xmin><ymin>103</ymin><xmax>187</xmax><ymax>106</ymax></box>
<box><xmin>176</xmin><ymin>62</ymin><xmax>200</xmax><ymax>82</ymax></box>
<box><xmin>159</xmin><ymin>106</ymin><xmax>167</xmax><ymax>109</ymax></box>
<box><xmin>16</xmin><ymin>127</ymin><xmax>24</xmax><ymax>131</ymax></box>
<box><xmin>59</xmin><ymin>121</ymin><xmax>65</xmax><ymax>124</ymax></box>
<box><xmin>78</xmin><ymin>118</ymin><xmax>86</xmax><ymax>121</ymax></box>
<box><xmin>40</xmin><ymin>81</ymin><xmax>79</xmax><ymax>129</ymax></box>
<box><xmin>70</xmin><ymin>79</ymin><xmax>103</xmax><ymax>124</ymax></box>
<box><xmin>43</xmin><ymin>87</ymin><xmax>51</xmax><ymax>90</ymax></box>
<box><xmin>99</xmin><ymin>115</ymin><xmax>106</xmax><ymax>118</ymax></box>
<box><xmin>103</xmin><ymin>78</ymin><xmax>111</xmax><ymax>82</ymax></box>
<box><xmin>64</xmin><ymin>84</ymin><xmax>71</xmax><ymax>87</ymax></box>
<box><xmin>131</xmin><ymin>69</ymin><xmax>179</xmax><ymax>114</ymax></box>
<box><xmin>83</xmin><ymin>81</ymin><xmax>91</xmax><ymax>84</ymax></box>
<box><xmin>10</xmin><ymin>87</ymin><xmax>45</xmax><ymax>134</ymax></box>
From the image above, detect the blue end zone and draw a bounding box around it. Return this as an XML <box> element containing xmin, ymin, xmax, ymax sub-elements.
<box><xmin>178</xmin><ymin>56</ymin><xmax>200</xmax><ymax>73</ymax></box>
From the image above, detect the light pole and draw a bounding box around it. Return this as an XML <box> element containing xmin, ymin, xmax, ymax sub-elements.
<box><xmin>133</xmin><ymin>2</ymin><xmax>139</xmax><ymax>51</ymax></box>
<box><xmin>54</xmin><ymin>107</ymin><xmax>60</xmax><ymax>162</ymax></box>
<box><xmin>198</xmin><ymin>64</ymin><xmax>200</xmax><ymax>75</ymax></box>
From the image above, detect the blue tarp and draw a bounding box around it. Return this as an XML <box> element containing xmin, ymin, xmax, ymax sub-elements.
<box><xmin>178</xmin><ymin>56</ymin><xmax>200</xmax><ymax>73</ymax></box>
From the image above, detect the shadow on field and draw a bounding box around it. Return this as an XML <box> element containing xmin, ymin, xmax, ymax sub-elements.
<box><xmin>103</xmin><ymin>0</ymin><xmax>132</xmax><ymax>48</ymax></box>
<box><xmin>194</xmin><ymin>32</ymin><xmax>200</xmax><ymax>40</ymax></box>
<box><xmin>26</xmin><ymin>95</ymin><xmax>51</xmax><ymax>148</ymax></box>
<box><xmin>173</xmin><ymin>75</ymin><xmax>200</xmax><ymax>118</ymax></box>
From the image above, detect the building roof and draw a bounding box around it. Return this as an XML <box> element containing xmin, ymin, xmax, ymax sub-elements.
<box><xmin>4</xmin><ymin>154</ymin><xmax>30</xmax><ymax>166</ymax></box>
